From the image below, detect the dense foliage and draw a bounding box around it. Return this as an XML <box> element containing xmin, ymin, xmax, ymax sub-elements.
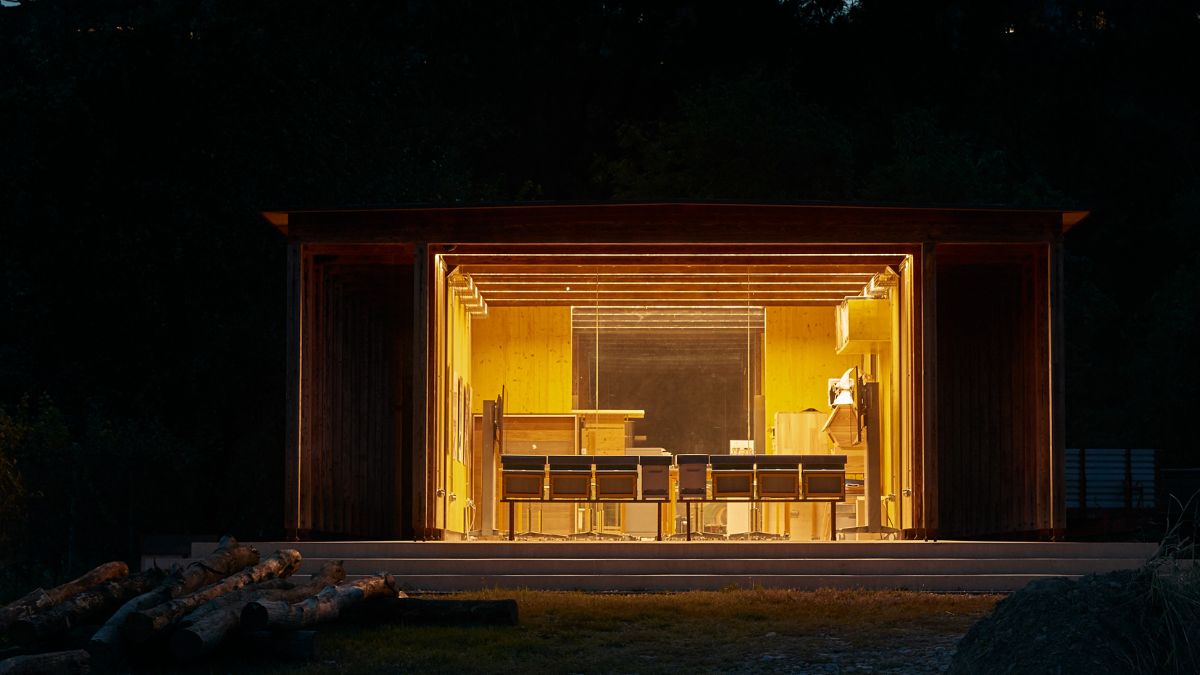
<box><xmin>0</xmin><ymin>0</ymin><xmax>1197</xmax><ymax>585</ymax></box>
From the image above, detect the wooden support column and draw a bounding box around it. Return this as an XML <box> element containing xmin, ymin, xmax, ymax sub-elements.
<box><xmin>300</xmin><ymin>252</ymin><xmax>317</xmax><ymax>535</ymax></box>
<box><xmin>284</xmin><ymin>243</ymin><xmax>302</xmax><ymax>539</ymax></box>
<box><xmin>1049</xmin><ymin>236</ymin><xmax>1066</xmax><ymax>537</ymax></box>
<box><xmin>863</xmin><ymin>382</ymin><xmax>882</xmax><ymax>532</ymax></box>
<box><xmin>411</xmin><ymin>243</ymin><xmax>430</xmax><ymax>540</ymax></box>
<box><xmin>481</xmin><ymin>401</ymin><xmax>498</xmax><ymax>536</ymax></box>
<box><xmin>920</xmin><ymin>242</ymin><xmax>938</xmax><ymax>540</ymax></box>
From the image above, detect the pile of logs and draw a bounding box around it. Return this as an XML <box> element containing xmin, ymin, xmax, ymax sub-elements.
<box><xmin>0</xmin><ymin>536</ymin><xmax>518</xmax><ymax>673</ymax></box>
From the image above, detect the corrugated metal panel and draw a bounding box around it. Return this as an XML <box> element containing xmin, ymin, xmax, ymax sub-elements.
<box><xmin>1065</xmin><ymin>448</ymin><xmax>1156</xmax><ymax>509</ymax></box>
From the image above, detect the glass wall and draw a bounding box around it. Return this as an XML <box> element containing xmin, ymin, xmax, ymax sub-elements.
<box><xmin>434</xmin><ymin>251</ymin><xmax>915</xmax><ymax>541</ymax></box>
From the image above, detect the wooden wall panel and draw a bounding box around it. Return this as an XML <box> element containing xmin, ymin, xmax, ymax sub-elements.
<box><xmin>470</xmin><ymin>307</ymin><xmax>573</xmax><ymax>414</ymax></box>
<box><xmin>763</xmin><ymin>307</ymin><xmax>862</xmax><ymax>453</ymax></box>
<box><xmin>284</xmin><ymin>244</ymin><xmax>302</xmax><ymax>538</ymax></box>
<box><xmin>298</xmin><ymin>259</ymin><xmax>412</xmax><ymax>538</ymax></box>
<box><xmin>439</xmin><ymin>278</ymin><xmax>474</xmax><ymax>535</ymax></box>
<box><xmin>935</xmin><ymin>245</ymin><xmax>1052</xmax><ymax>538</ymax></box>
<box><xmin>917</xmin><ymin>244</ymin><xmax>937</xmax><ymax>538</ymax></box>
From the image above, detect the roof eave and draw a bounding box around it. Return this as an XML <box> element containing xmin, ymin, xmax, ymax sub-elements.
<box><xmin>1062</xmin><ymin>210</ymin><xmax>1090</xmax><ymax>232</ymax></box>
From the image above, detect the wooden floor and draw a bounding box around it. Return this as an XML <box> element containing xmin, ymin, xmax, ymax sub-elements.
<box><xmin>144</xmin><ymin>540</ymin><xmax>1158</xmax><ymax>593</ymax></box>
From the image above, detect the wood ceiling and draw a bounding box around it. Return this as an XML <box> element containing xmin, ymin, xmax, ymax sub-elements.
<box><xmin>455</xmin><ymin>254</ymin><xmax>907</xmax><ymax>308</ymax></box>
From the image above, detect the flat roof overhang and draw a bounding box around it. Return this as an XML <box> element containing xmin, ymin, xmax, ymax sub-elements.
<box><xmin>262</xmin><ymin>201</ymin><xmax>1089</xmax><ymax>243</ymax></box>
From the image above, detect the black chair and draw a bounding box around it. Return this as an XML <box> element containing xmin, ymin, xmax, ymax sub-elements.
<box><xmin>755</xmin><ymin>455</ymin><xmax>803</xmax><ymax>499</ymax></box>
<box><xmin>676</xmin><ymin>454</ymin><xmax>709</xmax><ymax>500</ymax></box>
<box><xmin>548</xmin><ymin>455</ymin><xmax>593</xmax><ymax>500</ymax></box>
<box><xmin>710</xmin><ymin>455</ymin><xmax>755</xmax><ymax>499</ymax></box>
<box><xmin>800</xmin><ymin>454</ymin><xmax>847</xmax><ymax>500</ymax></box>
<box><xmin>639</xmin><ymin>455</ymin><xmax>673</xmax><ymax>500</ymax></box>
<box><xmin>500</xmin><ymin>455</ymin><xmax>546</xmax><ymax>500</ymax></box>
<box><xmin>593</xmin><ymin>456</ymin><xmax>639</xmax><ymax>500</ymax></box>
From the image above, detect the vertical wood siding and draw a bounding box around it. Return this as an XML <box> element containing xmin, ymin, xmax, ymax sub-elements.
<box><xmin>935</xmin><ymin>245</ymin><xmax>1052</xmax><ymax>538</ymax></box>
<box><xmin>298</xmin><ymin>259</ymin><xmax>412</xmax><ymax>538</ymax></box>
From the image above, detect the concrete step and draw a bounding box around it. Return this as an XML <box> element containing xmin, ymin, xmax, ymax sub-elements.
<box><xmin>189</xmin><ymin>540</ymin><xmax>1158</xmax><ymax>561</ymax></box>
<box><xmin>288</xmin><ymin>556</ymin><xmax>1149</xmax><ymax>577</ymax></box>
<box><xmin>160</xmin><ymin>539</ymin><xmax>1159</xmax><ymax>592</ymax></box>
<box><xmin>333</xmin><ymin>573</ymin><xmax>1076</xmax><ymax>593</ymax></box>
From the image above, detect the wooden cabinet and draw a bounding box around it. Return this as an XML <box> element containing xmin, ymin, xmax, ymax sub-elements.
<box><xmin>835</xmin><ymin>297</ymin><xmax>890</xmax><ymax>354</ymax></box>
<box><xmin>574</xmin><ymin>409</ymin><xmax>644</xmax><ymax>455</ymax></box>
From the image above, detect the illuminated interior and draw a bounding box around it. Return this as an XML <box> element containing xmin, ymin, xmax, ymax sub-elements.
<box><xmin>430</xmin><ymin>248</ymin><xmax>918</xmax><ymax>541</ymax></box>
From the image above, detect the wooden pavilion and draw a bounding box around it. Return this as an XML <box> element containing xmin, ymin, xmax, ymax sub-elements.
<box><xmin>263</xmin><ymin>202</ymin><xmax>1088</xmax><ymax>542</ymax></box>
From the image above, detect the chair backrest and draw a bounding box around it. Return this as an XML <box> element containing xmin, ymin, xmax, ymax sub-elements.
<box><xmin>756</xmin><ymin>455</ymin><xmax>804</xmax><ymax>470</ymax></box>
<box><xmin>501</xmin><ymin>455</ymin><xmax>547</xmax><ymax>471</ymax></box>
<box><xmin>548</xmin><ymin>455</ymin><xmax>592</xmax><ymax>471</ymax></box>
<box><xmin>638</xmin><ymin>455</ymin><xmax>673</xmax><ymax>467</ymax></box>
<box><xmin>799</xmin><ymin>454</ymin><xmax>847</xmax><ymax>469</ymax></box>
<box><xmin>592</xmin><ymin>456</ymin><xmax>638</xmax><ymax>471</ymax></box>
<box><xmin>710</xmin><ymin>455</ymin><xmax>755</xmax><ymax>470</ymax></box>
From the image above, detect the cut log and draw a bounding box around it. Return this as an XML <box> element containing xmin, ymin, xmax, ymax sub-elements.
<box><xmin>174</xmin><ymin>578</ymin><xmax>294</xmax><ymax>630</ymax></box>
<box><xmin>0</xmin><ymin>562</ymin><xmax>127</xmax><ymax>633</ymax></box>
<box><xmin>347</xmin><ymin>596</ymin><xmax>519</xmax><ymax>626</ymax></box>
<box><xmin>169</xmin><ymin>536</ymin><xmax>261</xmax><ymax>598</ymax></box>
<box><xmin>0</xmin><ymin>591</ymin><xmax>47</xmax><ymax>636</ymax></box>
<box><xmin>8</xmin><ymin>569</ymin><xmax>165</xmax><ymax>645</ymax></box>
<box><xmin>238</xmin><ymin>562</ymin><xmax>349</xmax><ymax>633</ymax></box>
<box><xmin>247</xmin><ymin>573</ymin><xmax>398</xmax><ymax>631</ymax></box>
<box><xmin>0</xmin><ymin>649</ymin><xmax>90</xmax><ymax>675</ymax></box>
<box><xmin>122</xmin><ymin>549</ymin><xmax>301</xmax><ymax>644</ymax></box>
<box><xmin>88</xmin><ymin>535</ymin><xmax>259</xmax><ymax>661</ymax></box>
<box><xmin>170</xmin><ymin>561</ymin><xmax>346</xmax><ymax>662</ymax></box>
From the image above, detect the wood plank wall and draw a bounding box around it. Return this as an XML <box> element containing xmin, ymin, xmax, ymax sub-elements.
<box><xmin>470</xmin><ymin>307</ymin><xmax>573</xmax><ymax>414</ymax></box>
<box><xmin>763</xmin><ymin>307</ymin><xmax>862</xmax><ymax>453</ymax></box>
<box><xmin>297</xmin><ymin>259</ymin><xmax>413</xmax><ymax>538</ymax></box>
<box><xmin>935</xmin><ymin>245</ymin><xmax>1052</xmax><ymax>538</ymax></box>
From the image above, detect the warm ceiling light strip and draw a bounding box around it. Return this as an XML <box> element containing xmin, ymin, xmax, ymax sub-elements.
<box><xmin>572</xmin><ymin>319</ymin><xmax>769</xmax><ymax>325</ymax></box>
<box><xmin>468</xmin><ymin>272</ymin><xmax>876</xmax><ymax>278</ymax></box>
<box><xmin>474</xmin><ymin>281</ymin><xmax>867</xmax><ymax>287</ymax></box>
<box><xmin>488</xmin><ymin>300</ymin><xmax>842</xmax><ymax>306</ymax></box>
<box><xmin>570</xmin><ymin>314</ymin><xmax>769</xmax><ymax>321</ymax></box>
<box><xmin>448</xmin><ymin>249</ymin><xmax>902</xmax><ymax>254</ymax></box>
<box><xmin>574</xmin><ymin>324</ymin><xmax>767</xmax><ymax>329</ymax></box>
<box><xmin>572</xmin><ymin>307</ymin><xmax>766</xmax><ymax>312</ymax></box>
<box><xmin>574</xmin><ymin>305</ymin><xmax>768</xmax><ymax>309</ymax></box>
<box><xmin>446</xmin><ymin>272</ymin><xmax>488</xmax><ymax>317</ymax></box>
<box><xmin>484</xmin><ymin>289</ymin><xmax>861</xmax><ymax>295</ymax></box>
<box><xmin>460</xmin><ymin>270</ymin><xmax>883</xmax><ymax>278</ymax></box>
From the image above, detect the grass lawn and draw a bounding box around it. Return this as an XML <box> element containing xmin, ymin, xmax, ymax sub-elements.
<box><xmin>163</xmin><ymin>588</ymin><xmax>1000</xmax><ymax>674</ymax></box>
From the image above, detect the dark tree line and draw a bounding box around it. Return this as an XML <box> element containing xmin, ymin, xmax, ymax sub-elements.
<box><xmin>1</xmin><ymin>0</ymin><xmax>1198</xmax><ymax>590</ymax></box>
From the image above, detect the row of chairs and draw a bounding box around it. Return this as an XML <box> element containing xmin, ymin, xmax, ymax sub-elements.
<box><xmin>500</xmin><ymin>453</ymin><xmax>848</xmax><ymax>502</ymax></box>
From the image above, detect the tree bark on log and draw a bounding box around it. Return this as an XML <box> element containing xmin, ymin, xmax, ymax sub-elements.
<box><xmin>174</xmin><ymin>579</ymin><xmax>294</xmax><ymax>629</ymax></box>
<box><xmin>0</xmin><ymin>649</ymin><xmax>90</xmax><ymax>675</ymax></box>
<box><xmin>237</xmin><ymin>562</ymin><xmax>348</xmax><ymax>633</ymax></box>
<box><xmin>0</xmin><ymin>590</ymin><xmax>46</xmax><ymax>636</ymax></box>
<box><xmin>346</xmin><ymin>596</ymin><xmax>519</xmax><ymax>626</ymax></box>
<box><xmin>246</xmin><ymin>574</ymin><xmax>398</xmax><ymax>631</ymax></box>
<box><xmin>168</xmin><ymin>536</ymin><xmax>261</xmax><ymax>598</ymax></box>
<box><xmin>88</xmin><ymin>535</ymin><xmax>259</xmax><ymax>661</ymax></box>
<box><xmin>0</xmin><ymin>562</ymin><xmax>128</xmax><ymax>633</ymax></box>
<box><xmin>170</xmin><ymin>562</ymin><xmax>345</xmax><ymax>662</ymax></box>
<box><xmin>8</xmin><ymin>570</ymin><xmax>165</xmax><ymax>645</ymax></box>
<box><xmin>122</xmin><ymin>549</ymin><xmax>301</xmax><ymax>644</ymax></box>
